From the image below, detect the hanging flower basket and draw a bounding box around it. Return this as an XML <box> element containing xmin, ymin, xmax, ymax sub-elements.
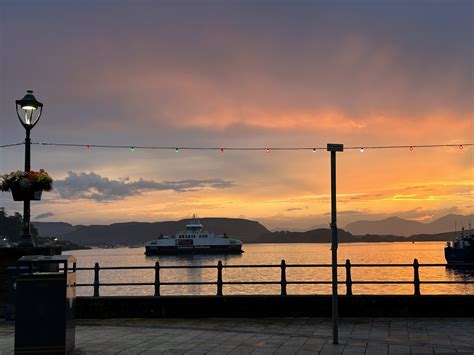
<box><xmin>0</xmin><ymin>170</ymin><xmax>53</xmax><ymax>201</ymax></box>
<box><xmin>11</xmin><ymin>187</ymin><xmax>43</xmax><ymax>201</ymax></box>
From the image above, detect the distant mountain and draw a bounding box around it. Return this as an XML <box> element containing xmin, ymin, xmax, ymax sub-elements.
<box><xmin>259</xmin><ymin>230</ymin><xmax>459</xmax><ymax>244</ymax></box>
<box><xmin>32</xmin><ymin>222</ymin><xmax>76</xmax><ymax>237</ymax></box>
<box><xmin>258</xmin><ymin>228</ymin><xmax>352</xmax><ymax>243</ymax></box>
<box><xmin>28</xmin><ymin>214</ymin><xmax>470</xmax><ymax>247</ymax></box>
<box><xmin>58</xmin><ymin>218</ymin><xmax>269</xmax><ymax>246</ymax></box>
<box><xmin>345</xmin><ymin>214</ymin><xmax>473</xmax><ymax>237</ymax></box>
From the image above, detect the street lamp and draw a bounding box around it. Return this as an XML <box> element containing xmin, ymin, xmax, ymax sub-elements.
<box><xmin>16</xmin><ymin>90</ymin><xmax>43</xmax><ymax>247</ymax></box>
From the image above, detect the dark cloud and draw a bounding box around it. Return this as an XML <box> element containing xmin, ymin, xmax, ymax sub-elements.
<box><xmin>1</xmin><ymin>0</ymin><xmax>471</xmax><ymax>144</ymax></box>
<box><xmin>34</xmin><ymin>212</ymin><xmax>54</xmax><ymax>220</ymax></box>
<box><xmin>54</xmin><ymin>172</ymin><xmax>234</xmax><ymax>201</ymax></box>
<box><xmin>287</xmin><ymin>207</ymin><xmax>308</xmax><ymax>212</ymax></box>
<box><xmin>324</xmin><ymin>210</ymin><xmax>367</xmax><ymax>216</ymax></box>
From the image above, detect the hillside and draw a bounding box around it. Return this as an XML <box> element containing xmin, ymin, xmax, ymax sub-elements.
<box><xmin>345</xmin><ymin>214</ymin><xmax>473</xmax><ymax>237</ymax></box>
<box><xmin>59</xmin><ymin>218</ymin><xmax>269</xmax><ymax>246</ymax></box>
<box><xmin>258</xmin><ymin>228</ymin><xmax>353</xmax><ymax>243</ymax></box>
<box><xmin>29</xmin><ymin>216</ymin><xmax>466</xmax><ymax>247</ymax></box>
<box><xmin>32</xmin><ymin>221</ymin><xmax>77</xmax><ymax>237</ymax></box>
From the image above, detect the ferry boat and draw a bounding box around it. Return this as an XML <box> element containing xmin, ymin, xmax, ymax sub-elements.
<box><xmin>444</xmin><ymin>226</ymin><xmax>474</xmax><ymax>264</ymax></box>
<box><xmin>145</xmin><ymin>216</ymin><xmax>244</xmax><ymax>255</ymax></box>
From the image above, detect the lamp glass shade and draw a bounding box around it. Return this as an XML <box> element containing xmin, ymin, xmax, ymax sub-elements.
<box><xmin>16</xmin><ymin>90</ymin><xmax>43</xmax><ymax>128</ymax></box>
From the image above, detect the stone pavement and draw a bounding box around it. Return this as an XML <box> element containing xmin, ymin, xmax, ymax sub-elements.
<box><xmin>1</xmin><ymin>318</ymin><xmax>474</xmax><ymax>354</ymax></box>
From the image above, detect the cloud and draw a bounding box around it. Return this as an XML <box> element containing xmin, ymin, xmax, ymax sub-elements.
<box><xmin>324</xmin><ymin>210</ymin><xmax>368</xmax><ymax>216</ymax></box>
<box><xmin>54</xmin><ymin>172</ymin><xmax>234</xmax><ymax>201</ymax></box>
<box><xmin>287</xmin><ymin>207</ymin><xmax>308</xmax><ymax>212</ymax></box>
<box><xmin>34</xmin><ymin>212</ymin><xmax>54</xmax><ymax>220</ymax></box>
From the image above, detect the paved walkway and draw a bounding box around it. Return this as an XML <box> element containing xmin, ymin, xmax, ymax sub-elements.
<box><xmin>1</xmin><ymin>318</ymin><xmax>474</xmax><ymax>354</ymax></box>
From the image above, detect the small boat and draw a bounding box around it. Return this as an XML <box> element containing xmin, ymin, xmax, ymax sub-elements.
<box><xmin>145</xmin><ymin>216</ymin><xmax>244</xmax><ymax>255</ymax></box>
<box><xmin>444</xmin><ymin>226</ymin><xmax>473</xmax><ymax>265</ymax></box>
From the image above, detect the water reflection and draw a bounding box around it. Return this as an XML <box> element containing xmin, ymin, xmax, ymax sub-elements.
<box><xmin>146</xmin><ymin>253</ymin><xmax>243</xmax><ymax>264</ymax></box>
<box><xmin>446</xmin><ymin>265</ymin><xmax>474</xmax><ymax>278</ymax></box>
<box><xmin>67</xmin><ymin>242</ymin><xmax>474</xmax><ymax>296</ymax></box>
<box><xmin>146</xmin><ymin>253</ymin><xmax>244</xmax><ymax>295</ymax></box>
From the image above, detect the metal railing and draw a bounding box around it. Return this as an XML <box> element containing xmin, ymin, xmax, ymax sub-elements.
<box><xmin>72</xmin><ymin>259</ymin><xmax>474</xmax><ymax>297</ymax></box>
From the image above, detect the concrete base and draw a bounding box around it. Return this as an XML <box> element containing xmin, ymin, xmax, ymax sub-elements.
<box><xmin>76</xmin><ymin>295</ymin><xmax>474</xmax><ymax>318</ymax></box>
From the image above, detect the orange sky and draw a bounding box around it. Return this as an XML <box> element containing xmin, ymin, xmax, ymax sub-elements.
<box><xmin>0</xmin><ymin>1</ymin><xmax>472</xmax><ymax>229</ymax></box>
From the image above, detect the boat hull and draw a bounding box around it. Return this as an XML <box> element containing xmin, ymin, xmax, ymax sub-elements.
<box><xmin>145</xmin><ymin>245</ymin><xmax>243</xmax><ymax>256</ymax></box>
<box><xmin>444</xmin><ymin>246</ymin><xmax>474</xmax><ymax>264</ymax></box>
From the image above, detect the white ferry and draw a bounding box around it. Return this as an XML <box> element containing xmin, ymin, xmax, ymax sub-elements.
<box><xmin>145</xmin><ymin>216</ymin><xmax>243</xmax><ymax>255</ymax></box>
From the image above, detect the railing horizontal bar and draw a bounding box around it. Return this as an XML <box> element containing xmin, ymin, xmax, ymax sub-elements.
<box><xmin>75</xmin><ymin>280</ymin><xmax>474</xmax><ymax>288</ymax></box>
<box><xmin>286</xmin><ymin>281</ymin><xmax>334</xmax><ymax>284</ymax></box>
<box><xmin>223</xmin><ymin>265</ymin><xmax>280</xmax><ymax>268</ymax></box>
<box><xmin>97</xmin><ymin>266</ymin><xmax>155</xmax><ymax>270</ymax></box>
<box><xmin>350</xmin><ymin>264</ymin><xmax>413</xmax><ymax>267</ymax></box>
<box><xmin>286</xmin><ymin>264</ymin><xmax>334</xmax><ymax>268</ymax></box>
<box><xmin>72</xmin><ymin>263</ymin><xmax>474</xmax><ymax>271</ymax></box>
<box><xmin>159</xmin><ymin>266</ymin><xmax>216</xmax><ymax>269</ymax></box>
<box><xmin>420</xmin><ymin>281</ymin><xmax>474</xmax><ymax>284</ymax></box>
<box><xmin>99</xmin><ymin>282</ymin><xmax>154</xmax><ymax>286</ymax></box>
<box><xmin>224</xmin><ymin>281</ymin><xmax>281</xmax><ymax>285</ymax></box>
<box><xmin>352</xmin><ymin>281</ymin><xmax>414</xmax><ymax>284</ymax></box>
<box><xmin>422</xmin><ymin>264</ymin><xmax>474</xmax><ymax>267</ymax></box>
<box><xmin>160</xmin><ymin>282</ymin><xmax>217</xmax><ymax>285</ymax></box>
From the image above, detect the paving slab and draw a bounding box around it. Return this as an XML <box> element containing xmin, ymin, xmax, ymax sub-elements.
<box><xmin>1</xmin><ymin>318</ymin><xmax>474</xmax><ymax>354</ymax></box>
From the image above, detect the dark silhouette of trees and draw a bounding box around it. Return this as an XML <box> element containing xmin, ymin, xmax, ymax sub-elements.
<box><xmin>0</xmin><ymin>208</ymin><xmax>39</xmax><ymax>242</ymax></box>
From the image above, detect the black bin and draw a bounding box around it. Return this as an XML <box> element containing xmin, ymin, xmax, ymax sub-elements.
<box><xmin>5</xmin><ymin>266</ymin><xmax>29</xmax><ymax>321</ymax></box>
<box><xmin>14</xmin><ymin>255</ymin><xmax>76</xmax><ymax>354</ymax></box>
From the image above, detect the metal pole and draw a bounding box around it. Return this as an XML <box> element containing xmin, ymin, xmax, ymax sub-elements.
<box><xmin>330</xmin><ymin>150</ymin><xmax>338</xmax><ymax>344</ymax></box>
<box><xmin>154</xmin><ymin>261</ymin><xmax>161</xmax><ymax>296</ymax></box>
<box><xmin>217</xmin><ymin>260</ymin><xmax>223</xmax><ymax>296</ymax></box>
<box><xmin>21</xmin><ymin>128</ymin><xmax>34</xmax><ymax>247</ymax></box>
<box><xmin>280</xmin><ymin>260</ymin><xmax>287</xmax><ymax>296</ymax></box>
<box><xmin>93</xmin><ymin>262</ymin><xmax>100</xmax><ymax>297</ymax></box>
<box><xmin>327</xmin><ymin>143</ymin><xmax>343</xmax><ymax>345</ymax></box>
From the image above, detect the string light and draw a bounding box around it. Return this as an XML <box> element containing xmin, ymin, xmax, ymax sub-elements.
<box><xmin>0</xmin><ymin>142</ymin><xmax>472</xmax><ymax>152</ymax></box>
<box><xmin>360</xmin><ymin>147</ymin><xmax>364</xmax><ymax>153</ymax></box>
<box><xmin>0</xmin><ymin>142</ymin><xmax>24</xmax><ymax>148</ymax></box>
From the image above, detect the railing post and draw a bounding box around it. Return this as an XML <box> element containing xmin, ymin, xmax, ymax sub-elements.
<box><xmin>345</xmin><ymin>259</ymin><xmax>352</xmax><ymax>295</ymax></box>
<box><xmin>413</xmin><ymin>258</ymin><xmax>420</xmax><ymax>296</ymax></box>
<box><xmin>280</xmin><ymin>260</ymin><xmax>287</xmax><ymax>296</ymax></box>
<box><xmin>93</xmin><ymin>262</ymin><xmax>100</xmax><ymax>297</ymax></box>
<box><xmin>154</xmin><ymin>261</ymin><xmax>160</xmax><ymax>296</ymax></box>
<box><xmin>217</xmin><ymin>260</ymin><xmax>223</xmax><ymax>296</ymax></box>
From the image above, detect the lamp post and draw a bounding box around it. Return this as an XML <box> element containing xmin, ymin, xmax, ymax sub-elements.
<box><xmin>15</xmin><ymin>90</ymin><xmax>43</xmax><ymax>247</ymax></box>
<box><xmin>327</xmin><ymin>143</ymin><xmax>343</xmax><ymax>345</ymax></box>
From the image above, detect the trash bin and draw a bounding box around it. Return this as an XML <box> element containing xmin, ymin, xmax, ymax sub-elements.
<box><xmin>5</xmin><ymin>266</ymin><xmax>29</xmax><ymax>321</ymax></box>
<box><xmin>14</xmin><ymin>255</ymin><xmax>76</xmax><ymax>354</ymax></box>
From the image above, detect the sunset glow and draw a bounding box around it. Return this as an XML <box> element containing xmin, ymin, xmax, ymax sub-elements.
<box><xmin>0</xmin><ymin>1</ymin><xmax>472</xmax><ymax>230</ymax></box>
